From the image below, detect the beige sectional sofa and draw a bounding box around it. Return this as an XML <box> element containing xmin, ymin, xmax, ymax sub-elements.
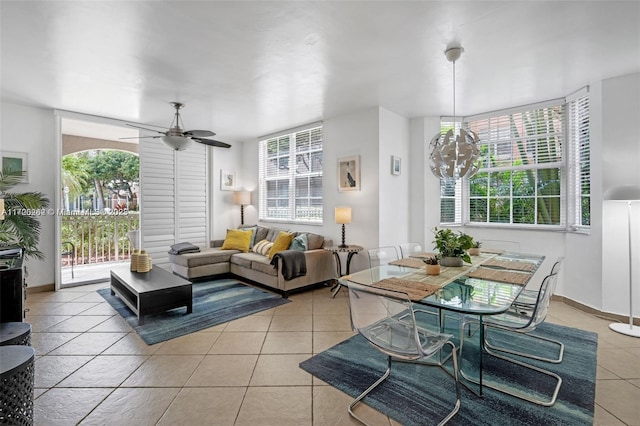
<box><xmin>169</xmin><ymin>225</ymin><xmax>337</xmax><ymax>297</ymax></box>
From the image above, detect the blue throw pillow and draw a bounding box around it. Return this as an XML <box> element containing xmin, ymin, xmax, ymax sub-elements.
<box><xmin>289</xmin><ymin>233</ymin><xmax>308</xmax><ymax>251</ymax></box>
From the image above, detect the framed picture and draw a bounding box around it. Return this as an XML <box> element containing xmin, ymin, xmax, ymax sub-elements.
<box><xmin>220</xmin><ymin>169</ymin><xmax>235</xmax><ymax>191</ymax></box>
<box><xmin>391</xmin><ymin>155</ymin><xmax>401</xmax><ymax>175</ymax></box>
<box><xmin>1</xmin><ymin>151</ymin><xmax>28</xmax><ymax>183</ymax></box>
<box><xmin>338</xmin><ymin>155</ymin><xmax>360</xmax><ymax>191</ymax></box>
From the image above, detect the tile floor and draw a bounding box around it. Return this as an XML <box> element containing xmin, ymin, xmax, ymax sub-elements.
<box><xmin>24</xmin><ymin>281</ymin><xmax>640</xmax><ymax>425</ymax></box>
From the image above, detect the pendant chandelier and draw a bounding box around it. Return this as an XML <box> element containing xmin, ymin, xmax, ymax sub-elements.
<box><xmin>429</xmin><ymin>45</ymin><xmax>481</xmax><ymax>180</ymax></box>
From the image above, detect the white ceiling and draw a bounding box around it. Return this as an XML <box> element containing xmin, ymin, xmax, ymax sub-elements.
<box><xmin>2</xmin><ymin>1</ymin><xmax>639</xmax><ymax>143</ymax></box>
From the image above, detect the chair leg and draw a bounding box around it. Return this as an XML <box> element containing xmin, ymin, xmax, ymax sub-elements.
<box><xmin>439</xmin><ymin>341</ymin><xmax>461</xmax><ymax>426</ymax></box>
<box><xmin>348</xmin><ymin>356</ymin><xmax>391</xmax><ymax>425</ymax></box>
<box><xmin>484</xmin><ymin>326</ymin><xmax>564</xmax><ymax>364</ymax></box>
<box><xmin>459</xmin><ymin>322</ymin><xmax>562</xmax><ymax>407</ymax></box>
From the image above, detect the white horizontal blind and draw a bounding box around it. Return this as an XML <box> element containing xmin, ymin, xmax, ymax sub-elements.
<box><xmin>140</xmin><ymin>139</ymin><xmax>176</xmax><ymax>267</ymax></box>
<box><xmin>465</xmin><ymin>103</ymin><xmax>565</xmax><ymax>227</ymax></box>
<box><xmin>177</xmin><ymin>144</ymin><xmax>208</xmax><ymax>245</ymax></box>
<box><xmin>259</xmin><ymin>125</ymin><xmax>323</xmax><ymax>223</ymax></box>
<box><xmin>140</xmin><ymin>141</ymin><xmax>208</xmax><ymax>268</ymax></box>
<box><xmin>567</xmin><ymin>93</ymin><xmax>590</xmax><ymax>229</ymax></box>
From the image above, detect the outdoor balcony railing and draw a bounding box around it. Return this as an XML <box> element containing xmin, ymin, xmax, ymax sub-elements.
<box><xmin>61</xmin><ymin>211</ymin><xmax>139</xmax><ymax>266</ymax></box>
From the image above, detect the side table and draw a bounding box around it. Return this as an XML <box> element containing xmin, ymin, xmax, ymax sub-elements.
<box><xmin>0</xmin><ymin>345</ymin><xmax>35</xmax><ymax>425</ymax></box>
<box><xmin>324</xmin><ymin>245</ymin><xmax>363</xmax><ymax>298</ymax></box>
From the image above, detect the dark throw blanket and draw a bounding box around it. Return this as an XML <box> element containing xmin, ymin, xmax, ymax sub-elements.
<box><xmin>168</xmin><ymin>242</ymin><xmax>201</xmax><ymax>255</ymax></box>
<box><xmin>270</xmin><ymin>250</ymin><xmax>307</xmax><ymax>280</ymax></box>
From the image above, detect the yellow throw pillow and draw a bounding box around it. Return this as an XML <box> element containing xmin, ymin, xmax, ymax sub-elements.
<box><xmin>221</xmin><ymin>229</ymin><xmax>253</xmax><ymax>253</ymax></box>
<box><xmin>268</xmin><ymin>231</ymin><xmax>295</xmax><ymax>259</ymax></box>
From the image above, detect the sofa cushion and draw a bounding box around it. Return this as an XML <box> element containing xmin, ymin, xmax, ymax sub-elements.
<box><xmin>255</xmin><ymin>226</ymin><xmax>270</xmax><ymax>243</ymax></box>
<box><xmin>221</xmin><ymin>229</ymin><xmax>253</xmax><ymax>252</ymax></box>
<box><xmin>253</xmin><ymin>239</ymin><xmax>274</xmax><ymax>256</ymax></box>
<box><xmin>239</xmin><ymin>225</ymin><xmax>258</xmax><ymax>248</ymax></box>
<box><xmin>306</xmin><ymin>233</ymin><xmax>325</xmax><ymax>250</ymax></box>
<box><xmin>169</xmin><ymin>247</ymin><xmax>238</xmax><ymax>268</ymax></box>
<box><xmin>266</xmin><ymin>227</ymin><xmax>288</xmax><ymax>242</ymax></box>
<box><xmin>289</xmin><ymin>233</ymin><xmax>308</xmax><ymax>251</ymax></box>
<box><xmin>268</xmin><ymin>231</ymin><xmax>295</xmax><ymax>259</ymax></box>
<box><xmin>250</xmin><ymin>256</ymin><xmax>278</xmax><ymax>276</ymax></box>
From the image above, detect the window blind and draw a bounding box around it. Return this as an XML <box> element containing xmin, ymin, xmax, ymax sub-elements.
<box><xmin>567</xmin><ymin>92</ymin><xmax>590</xmax><ymax>229</ymax></box>
<box><xmin>259</xmin><ymin>125</ymin><xmax>323</xmax><ymax>223</ymax></box>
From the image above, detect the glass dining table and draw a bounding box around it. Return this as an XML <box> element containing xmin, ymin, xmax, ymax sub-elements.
<box><xmin>338</xmin><ymin>250</ymin><xmax>545</xmax><ymax>395</ymax></box>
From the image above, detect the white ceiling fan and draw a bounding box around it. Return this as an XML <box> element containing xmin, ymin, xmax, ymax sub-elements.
<box><xmin>124</xmin><ymin>102</ymin><xmax>231</xmax><ymax>151</ymax></box>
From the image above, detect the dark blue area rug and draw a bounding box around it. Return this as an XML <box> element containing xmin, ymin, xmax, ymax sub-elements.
<box><xmin>300</xmin><ymin>319</ymin><xmax>597</xmax><ymax>426</ymax></box>
<box><xmin>98</xmin><ymin>278</ymin><xmax>289</xmax><ymax>344</ymax></box>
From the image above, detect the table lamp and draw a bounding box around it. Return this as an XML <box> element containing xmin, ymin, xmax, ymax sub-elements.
<box><xmin>233</xmin><ymin>190</ymin><xmax>251</xmax><ymax>226</ymax></box>
<box><xmin>605</xmin><ymin>184</ymin><xmax>640</xmax><ymax>338</ymax></box>
<box><xmin>335</xmin><ymin>206</ymin><xmax>352</xmax><ymax>248</ymax></box>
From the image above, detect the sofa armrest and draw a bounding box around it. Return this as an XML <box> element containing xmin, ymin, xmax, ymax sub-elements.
<box><xmin>211</xmin><ymin>240</ymin><xmax>224</xmax><ymax>248</ymax></box>
<box><xmin>303</xmin><ymin>248</ymin><xmax>338</xmax><ymax>280</ymax></box>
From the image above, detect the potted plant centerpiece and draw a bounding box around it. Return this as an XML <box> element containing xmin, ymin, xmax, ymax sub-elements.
<box><xmin>423</xmin><ymin>255</ymin><xmax>440</xmax><ymax>275</ymax></box>
<box><xmin>432</xmin><ymin>227</ymin><xmax>474</xmax><ymax>267</ymax></box>
<box><xmin>468</xmin><ymin>240</ymin><xmax>482</xmax><ymax>256</ymax></box>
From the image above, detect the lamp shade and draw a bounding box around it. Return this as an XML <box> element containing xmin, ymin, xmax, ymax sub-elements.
<box><xmin>335</xmin><ymin>206</ymin><xmax>352</xmax><ymax>224</ymax></box>
<box><xmin>161</xmin><ymin>135</ymin><xmax>193</xmax><ymax>151</ymax></box>
<box><xmin>233</xmin><ymin>190</ymin><xmax>251</xmax><ymax>205</ymax></box>
<box><xmin>604</xmin><ymin>184</ymin><xmax>640</xmax><ymax>202</ymax></box>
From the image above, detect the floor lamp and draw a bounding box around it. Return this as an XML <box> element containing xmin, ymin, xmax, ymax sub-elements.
<box><xmin>605</xmin><ymin>184</ymin><xmax>640</xmax><ymax>338</ymax></box>
<box><xmin>233</xmin><ymin>190</ymin><xmax>251</xmax><ymax>226</ymax></box>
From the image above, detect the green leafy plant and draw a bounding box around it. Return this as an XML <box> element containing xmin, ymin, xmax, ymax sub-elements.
<box><xmin>432</xmin><ymin>227</ymin><xmax>474</xmax><ymax>264</ymax></box>
<box><xmin>423</xmin><ymin>255</ymin><xmax>439</xmax><ymax>265</ymax></box>
<box><xmin>0</xmin><ymin>168</ymin><xmax>50</xmax><ymax>260</ymax></box>
<box><xmin>473</xmin><ymin>240</ymin><xmax>482</xmax><ymax>248</ymax></box>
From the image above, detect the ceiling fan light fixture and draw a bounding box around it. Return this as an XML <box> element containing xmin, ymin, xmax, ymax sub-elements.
<box><xmin>161</xmin><ymin>135</ymin><xmax>193</xmax><ymax>151</ymax></box>
<box><xmin>429</xmin><ymin>44</ymin><xmax>481</xmax><ymax>180</ymax></box>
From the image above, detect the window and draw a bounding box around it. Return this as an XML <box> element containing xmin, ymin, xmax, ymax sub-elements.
<box><xmin>259</xmin><ymin>125</ymin><xmax>323</xmax><ymax>223</ymax></box>
<box><xmin>438</xmin><ymin>90</ymin><xmax>590</xmax><ymax>231</ymax></box>
<box><xmin>567</xmin><ymin>92</ymin><xmax>591</xmax><ymax>229</ymax></box>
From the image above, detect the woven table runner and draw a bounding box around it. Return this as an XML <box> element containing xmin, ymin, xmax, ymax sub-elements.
<box><xmin>372</xmin><ymin>278</ymin><xmax>441</xmax><ymax>302</ymax></box>
<box><xmin>408</xmin><ymin>252</ymin><xmax>437</xmax><ymax>259</ymax></box>
<box><xmin>389</xmin><ymin>258</ymin><xmax>426</xmax><ymax>269</ymax></box>
<box><xmin>482</xmin><ymin>258</ymin><xmax>536</xmax><ymax>272</ymax></box>
<box><xmin>478</xmin><ymin>248</ymin><xmax>505</xmax><ymax>254</ymax></box>
<box><xmin>466</xmin><ymin>267</ymin><xmax>532</xmax><ymax>285</ymax></box>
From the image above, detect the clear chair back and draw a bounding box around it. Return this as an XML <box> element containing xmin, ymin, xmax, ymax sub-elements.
<box><xmin>528</xmin><ymin>272</ymin><xmax>557</xmax><ymax>328</ymax></box>
<box><xmin>367</xmin><ymin>246</ymin><xmax>399</xmax><ymax>268</ymax></box>
<box><xmin>481</xmin><ymin>240</ymin><xmax>521</xmax><ymax>252</ymax></box>
<box><xmin>399</xmin><ymin>242</ymin><xmax>423</xmax><ymax>258</ymax></box>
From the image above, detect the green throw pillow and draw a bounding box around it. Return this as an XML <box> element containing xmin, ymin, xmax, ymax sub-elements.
<box><xmin>289</xmin><ymin>233</ymin><xmax>308</xmax><ymax>251</ymax></box>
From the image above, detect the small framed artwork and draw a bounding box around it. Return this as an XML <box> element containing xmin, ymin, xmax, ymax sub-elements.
<box><xmin>338</xmin><ymin>155</ymin><xmax>360</xmax><ymax>191</ymax></box>
<box><xmin>391</xmin><ymin>155</ymin><xmax>401</xmax><ymax>176</ymax></box>
<box><xmin>220</xmin><ymin>169</ymin><xmax>235</xmax><ymax>191</ymax></box>
<box><xmin>1</xmin><ymin>151</ymin><xmax>28</xmax><ymax>183</ymax></box>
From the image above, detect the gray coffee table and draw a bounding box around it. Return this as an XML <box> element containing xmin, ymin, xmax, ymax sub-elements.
<box><xmin>110</xmin><ymin>266</ymin><xmax>192</xmax><ymax>325</ymax></box>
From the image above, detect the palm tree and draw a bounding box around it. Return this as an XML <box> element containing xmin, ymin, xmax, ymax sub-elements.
<box><xmin>0</xmin><ymin>168</ymin><xmax>50</xmax><ymax>260</ymax></box>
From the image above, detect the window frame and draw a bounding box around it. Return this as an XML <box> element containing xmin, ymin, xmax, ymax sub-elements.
<box><xmin>258</xmin><ymin>124</ymin><xmax>323</xmax><ymax>225</ymax></box>
<box><xmin>438</xmin><ymin>90</ymin><xmax>590</xmax><ymax>232</ymax></box>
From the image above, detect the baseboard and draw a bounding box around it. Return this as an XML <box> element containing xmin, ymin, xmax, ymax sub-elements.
<box><xmin>551</xmin><ymin>294</ymin><xmax>640</xmax><ymax>326</ymax></box>
<box><xmin>27</xmin><ymin>283</ymin><xmax>54</xmax><ymax>293</ymax></box>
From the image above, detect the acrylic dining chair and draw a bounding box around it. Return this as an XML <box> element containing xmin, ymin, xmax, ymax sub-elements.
<box><xmin>399</xmin><ymin>242</ymin><xmax>423</xmax><ymax>258</ymax></box>
<box><xmin>367</xmin><ymin>246</ymin><xmax>399</xmax><ymax>268</ymax></box>
<box><xmin>347</xmin><ymin>282</ymin><xmax>461</xmax><ymax>425</ymax></box>
<box><xmin>460</xmin><ymin>271</ymin><xmax>563</xmax><ymax>406</ymax></box>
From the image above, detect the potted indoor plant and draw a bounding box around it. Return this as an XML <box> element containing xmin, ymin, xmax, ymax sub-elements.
<box><xmin>468</xmin><ymin>240</ymin><xmax>482</xmax><ymax>256</ymax></box>
<box><xmin>432</xmin><ymin>227</ymin><xmax>473</xmax><ymax>267</ymax></box>
<box><xmin>0</xmin><ymin>169</ymin><xmax>50</xmax><ymax>260</ymax></box>
<box><xmin>423</xmin><ymin>255</ymin><xmax>440</xmax><ymax>275</ymax></box>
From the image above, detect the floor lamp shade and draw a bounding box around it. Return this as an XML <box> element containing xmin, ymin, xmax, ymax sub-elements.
<box><xmin>605</xmin><ymin>184</ymin><xmax>640</xmax><ymax>338</ymax></box>
<box><xmin>335</xmin><ymin>207</ymin><xmax>352</xmax><ymax>248</ymax></box>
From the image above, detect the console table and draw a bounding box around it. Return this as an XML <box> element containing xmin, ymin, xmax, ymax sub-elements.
<box><xmin>110</xmin><ymin>266</ymin><xmax>192</xmax><ymax>325</ymax></box>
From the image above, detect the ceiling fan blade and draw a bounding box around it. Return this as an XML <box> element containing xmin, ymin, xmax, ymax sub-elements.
<box><xmin>119</xmin><ymin>135</ymin><xmax>162</xmax><ymax>140</ymax></box>
<box><xmin>192</xmin><ymin>137</ymin><xmax>231</xmax><ymax>148</ymax></box>
<box><xmin>126</xmin><ymin>123</ymin><xmax>167</xmax><ymax>135</ymax></box>
<box><xmin>184</xmin><ymin>130</ymin><xmax>215</xmax><ymax>137</ymax></box>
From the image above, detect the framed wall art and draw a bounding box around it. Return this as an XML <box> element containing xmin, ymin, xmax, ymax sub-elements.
<box><xmin>338</xmin><ymin>155</ymin><xmax>360</xmax><ymax>191</ymax></box>
<box><xmin>1</xmin><ymin>151</ymin><xmax>28</xmax><ymax>183</ymax></box>
<box><xmin>391</xmin><ymin>155</ymin><xmax>401</xmax><ymax>176</ymax></box>
<box><xmin>220</xmin><ymin>169</ymin><xmax>236</xmax><ymax>191</ymax></box>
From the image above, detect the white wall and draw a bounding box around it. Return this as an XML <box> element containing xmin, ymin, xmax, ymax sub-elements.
<box><xmin>378</xmin><ymin>108</ymin><xmax>410</xmax><ymax>247</ymax></box>
<box><xmin>1</xmin><ymin>101</ymin><xmax>56</xmax><ymax>288</ymax></box>
<box><xmin>601</xmin><ymin>72</ymin><xmax>640</xmax><ymax>317</ymax></box>
<box><xmin>209</xmin><ymin>141</ymin><xmax>245</xmax><ymax>240</ymax></box>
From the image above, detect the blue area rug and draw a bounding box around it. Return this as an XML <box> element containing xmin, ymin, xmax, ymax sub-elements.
<box><xmin>98</xmin><ymin>278</ymin><xmax>290</xmax><ymax>344</ymax></box>
<box><xmin>300</xmin><ymin>318</ymin><xmax>597</xmax><ymax>426</ymax></box>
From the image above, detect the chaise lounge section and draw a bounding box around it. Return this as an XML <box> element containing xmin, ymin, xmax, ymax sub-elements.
<box><xmin>169</xmin><ymin>225</ymin><xmax>337</xmax><ymax>297</ymax></box>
